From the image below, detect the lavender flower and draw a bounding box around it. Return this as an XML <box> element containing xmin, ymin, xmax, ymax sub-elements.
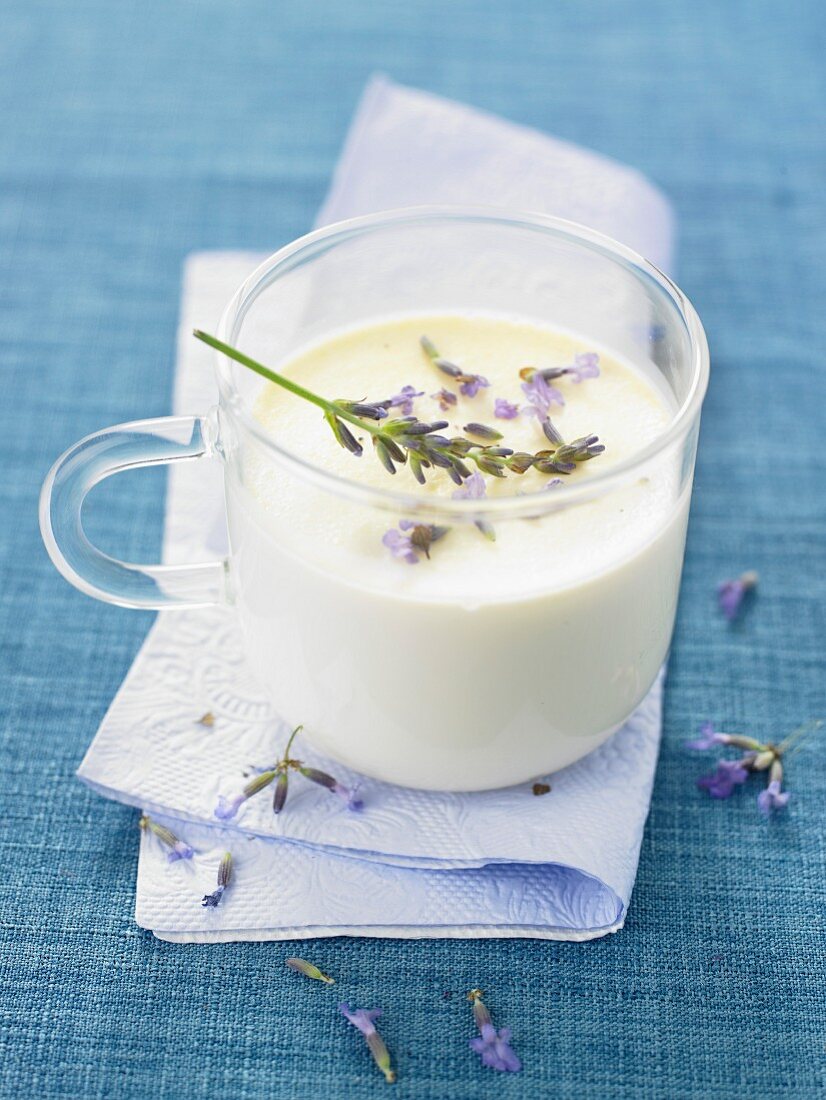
<box><xmin>521</xmin><ymin>352</ymin><xmax>600</xmax><ymax>385</ymax></box>
<box><xmin>214</xmin><ymin>794</ymin><xmax>244</xmax><ymax>821</ymax></box>
<box><xmin>383</xmin><ymin>385</ymin><xmax>424</xmax><ymax>416</ymax></box>
<box><xmin>685</xmin><ymin>721</ymin><xmax>729</xmax><ymax>751</ymax></box>
<box><xmin>757</xmin><ymin>758</ymin><xmax>790</xmax><ymax>817</ymax></box>
<box><xmin>494</xmin><ymin>397</ymin><xmax>520</xmax><ymax>420</ymax></box>
<box><xmin>460</xmin><ymin>373</ymin><xmax>489</xmax><ymax>398</ymax></box>
<box><xmin>757</xmin><ymin>779</ymin><xmax>790</xmax><ymax>817</ymax></box>
<box><xmin>299</xmin><ymin>767</ymin><xmax>363</xmax><ymax>811</ymax></box>
<box><xmin>168</xmin><ymin>839</ymin><xmax>196</xmax><ymax>862</ymax></box>
<box><xmin>717</xmin><ymin>570</ymin><xmax>758</xmax><ymax>621</ymax></box>
<box><xmin>382</xmin><ymin>520</ymin><xmax>448</xmax><ymax>563</ymax></box>
<box><xmin>467</xmin><ymin>990</ymin><xmax>521</xmax><ymax>1074</ymax></box>
<box><xmin>201</xmin><ymin>851</ymin><xmax>232</xmax><ymax>908</ymax></box>
<box><xmin>545</xmin><ymin>478</ymin><xmax>563</xmax><ymax>491</ymax></box>
<box><xmin>382</xmin><ymin>525</ymin><xmax>419</xmax><ymax>565</ymax></box>
<box><xmin>340</xmin><ymin>1003</ymin><xmax>395</xmax><ymax>1084</ymax></box>
<box><xmin>696</xmin><ymin>758</ymin><xmax>751</xmax><ymax>799</ymax></box>
<box><xmin>521</xmin><ymin>372</ymin><xmax>564</xmax><ymax>419</ymax></box>
<box><xmin>420</xmin><ymin>333</ymin><xmax>489</xmax><ymax>397</ymax></box>
<box><xmin>286</xmin><ymin>957</ymin><xmax>335</xmax><ymax>984</ymax></box>
<box><xmin>568</xmin><ymin>352</ymin><xmax>600</xmax><ymax>382</ymax></box>
<box><xmin>432</xmin><ymin>388</ymin><xmax>458</xmax><ymax>411</ymax></box>
<box><xmin>139</xmin><ymin>815</ymin><xmax>195</xmax><ymax>862</ymax></box>
<box><xmin>214</xmin><ymin>769</ymin><xmax>279</xmax><ymax>822</ymax></box>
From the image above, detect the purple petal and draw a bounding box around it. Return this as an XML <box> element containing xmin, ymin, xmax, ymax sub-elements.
<box><xmin>333</xmin><ymin>781</ymin><xmax>364</xmax><ymax>811</ymax></box>
<box><xmin>697</xmin><ymin>759</ymin><xmax>749</xmax><ymax>799</ymax></box>
<box><xmin>757</xmin><ymin>779</ymin><xmax>790</xmax><ymax>817</ymax></box>
<box><xmin>167</xmin><ymin>840</ymin><xmax>195</xmax><ymax>862</ymax></box>
<box><xmin>570</xmin><ymin>352</ymin><xmax>600</xmax><ymax>382</ymax></box>
<box><xmin>340</xmin><ymin>1003</ymin><xmax>381</xmax><ymax>1036</ymax></box>
<box><xmin>494</xmin><ymin>397</ymin><xmax>520</xmax><ymax>420</ymax></box>
<box><xmin>685</xmin><ymin>721</ymin><xmax>725</xmax><ymax>751</ymax></box>
<box><xmin>214</xmin><ymin>794</ymin><xmax>244</xmax><ymax>822</ymax></box>
<box><xmin>452</xmin><ymin>472</ymin><xmax>487</xmax><ymax>501</ymax></box>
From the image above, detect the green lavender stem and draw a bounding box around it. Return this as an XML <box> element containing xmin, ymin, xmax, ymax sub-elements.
<box><xmin>193</xmin><ymin>330</ymin><xmax>382</xmax><ymax>438</ymax></box>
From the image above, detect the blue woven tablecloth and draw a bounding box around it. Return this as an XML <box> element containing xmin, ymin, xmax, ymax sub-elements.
<box><xmin>1</xmin><ymin>2</ymin><xmax>824</xmax><ymax>1096</ymax></box>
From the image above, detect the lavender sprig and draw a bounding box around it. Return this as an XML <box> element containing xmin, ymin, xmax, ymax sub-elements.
<box><xmin>202</xmin><ymin>851</ymin><xmax>232</xmax><ymax>908</ymax></box>
<box><xmin>467</xmin><ymin>989</ymin><xmax>521</xmax><ymax>1074</ymax></box>
<box><xmin>139</xmin><ymin>815</ymin><xmax>194</xmax><ymax>862</ymax></box>
<box><xmin>690</xmin><ymin>719</ymin><xmax>822</xmax><ymax>817</ymax></box>
<box><xmin>340</xmin><ymin>1004</ymin><xmax>395</xmax><ymax>1084</ymax></box>
<box><xmin>213</xmin><ymin>725</ymin><xmax>363</xmax><ymax>821</ymax></box>
<box><xmin>193</xmin><ymin>331</ymin><xmax>604</xmax><ymax>487</ymax></box>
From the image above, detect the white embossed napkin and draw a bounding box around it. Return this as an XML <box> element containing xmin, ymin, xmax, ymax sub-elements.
<box><xmin>80</xmin><ymin>76</ymin><xmax>675</xmax><ymax>941</ymax></box>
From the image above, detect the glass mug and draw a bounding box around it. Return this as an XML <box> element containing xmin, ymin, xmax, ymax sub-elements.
<box><xmin>40</xmin><ymin>208</ymin><xmax>709</xmax><ymax>791</ymax></box>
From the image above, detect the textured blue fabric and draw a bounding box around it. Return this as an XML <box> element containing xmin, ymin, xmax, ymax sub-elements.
<box><xmin>1</xmin><ymin>1</ymin><xmax>825</xmax><ymax>1097</ymax></box>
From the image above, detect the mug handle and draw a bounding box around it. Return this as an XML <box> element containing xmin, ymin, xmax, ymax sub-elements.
<box><xmin>39</xmin><ymin>414</ymin><xmax>228</xmax><ymax>610</ymax></box>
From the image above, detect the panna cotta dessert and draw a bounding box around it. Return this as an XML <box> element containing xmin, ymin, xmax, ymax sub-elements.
<box><xmin>223</xmin><ymin>312</ymin><xmax>689</xmax><ymax>790</ymax></box>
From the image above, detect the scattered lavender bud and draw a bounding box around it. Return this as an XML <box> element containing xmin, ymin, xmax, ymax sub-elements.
<box><xmin>286</xmin><ymin>957</ymin><xmax>335</xmax><ymax>984</ymax></box>
<box><xmin>757</xmin><ymin>758</ymin><xmax>790</xmax><ymax>817</ymax></box>
<box><xmin>435</xmin><ymin>357</ymin><xmax>463</xmax><ymax>378</ymax></box>
<box><xmin>432</xmin><ymin>388</ymin><xmax>458</xmax><ymax>411</ymax></box>
<box><xmin>467</xmin><ymin>989</ymin><xmax>521</xmax><ymax>1074</ymax></box>
<box><xmin>272</xmin><ymin>770</ymin><xmax>289</xmax><ymax>814</ymax></box>
<box><xmin>340</xmin><ymin>1004</ymin><xmax>396</xmax><ymax>1084</ymax></box>
<box><xmin>139</xmin><ymin>815</ymin><xmax>195</xmax><ymax>862</ymax></box>
<box><xmin>494</xmin><ymin>397</ymin><xmax>520</xmax><ymax>420</ymax></box>
<box><xmin>201</xmin><ymin>851</ymin><xmax>232</xmax><ymax>908</ymax></box>
<box><xmin>532</xmin><ymin>782</ymin><xmax>551</xmax><ymax>796</ymax></box>
<box><xmin>419</xmin><ymin>334</ymin><xmax>440</xmax><ymax>360</ymax></box>
<box><xmin>420</xmin><ymin>334</ymin><xmax>488</xmax><ymax>396</ymax></box>
<box><xmin>541</xmin><ymin>417</ymin><xmax>564</xmax><ymax>446</ymax></box>
<box><xmin>696</xmin><ymin>758</ymin><xmax>751</xmax><ymax>799</ymax></box>
<box><xmin>299</xmin><ymin>767</ymin><xmax>364</xmax><ymax>811</ymax></box>
<box><xmin>545</xmin><ymin>478</ymin><xmax>564</xmax><ymax>491</ymax></box>
<box><xmin>464</xmin><ymin>422</ymin><xmax>503</xmax><ymax>442</ymax></box>
<box><xmin>717</xmin><ymin>570</ymin><xmax>758</xmax><ymax>621</ymax></box>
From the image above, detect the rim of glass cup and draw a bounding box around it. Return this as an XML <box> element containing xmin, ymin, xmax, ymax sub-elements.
<box><xmin>214</xmin><ymin>205</ymin><xmax>709</xmax><ymax>521</ymax></box>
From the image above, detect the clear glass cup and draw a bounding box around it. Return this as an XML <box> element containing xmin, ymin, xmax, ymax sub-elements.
<box><xmin>40</xmin><ymin>208</ymin><xmax>709</xmax><ymax>790</ymax></box>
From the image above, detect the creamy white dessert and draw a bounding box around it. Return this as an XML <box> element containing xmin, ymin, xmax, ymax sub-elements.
<box><xmin>224</xmin><ymin>313</ymin><xmax>689</xmax><ymax>790</ymax></box>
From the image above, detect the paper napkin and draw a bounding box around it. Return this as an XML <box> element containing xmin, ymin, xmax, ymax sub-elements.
<box><xmin>80</xmin><ymin>77</ymin><xmax>676</xmax><ymax>941</ymax></box>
